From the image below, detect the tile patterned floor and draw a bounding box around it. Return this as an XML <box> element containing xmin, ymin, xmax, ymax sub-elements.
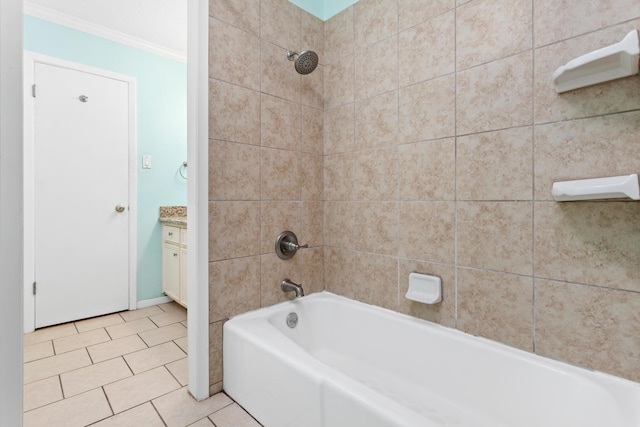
<box><xmin>23</xmin><ymin>302</ymin><xmax>262</xmax><ymax>427</ymax></box>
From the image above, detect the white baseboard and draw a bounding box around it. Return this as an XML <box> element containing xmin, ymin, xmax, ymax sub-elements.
<box><xmin>136</xmin><ymin>295</ymin><xmax>173</xmax><ymax>309</ymax></box>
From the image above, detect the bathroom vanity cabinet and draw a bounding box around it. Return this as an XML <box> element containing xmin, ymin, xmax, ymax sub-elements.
<box><xmin>162</xmin><ymin>224</ymin><xmax>187</xmax><ymax>308</ymax></box>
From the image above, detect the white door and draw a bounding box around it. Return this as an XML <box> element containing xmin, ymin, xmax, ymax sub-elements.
<box><xmin>32</xmin><ymin>60</ymin><xmax>132</xmax><ymax>328</ymax></box>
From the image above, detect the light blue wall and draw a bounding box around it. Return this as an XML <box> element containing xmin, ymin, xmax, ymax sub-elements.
<box><xmin>24</xmin><ymin>15</ymin><xmax>187</xmax><ymax>302</ymax></box>
<box><xmin>289</xmin><ymin>0</ymin><xmax>359</xmax><ymax>20</ymax></box>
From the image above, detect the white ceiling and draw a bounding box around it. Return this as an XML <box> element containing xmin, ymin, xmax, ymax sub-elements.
<box><xmin>25</xmin><ymin>0</ymin><xmax>187</xmax><ymax>55</ymax></box>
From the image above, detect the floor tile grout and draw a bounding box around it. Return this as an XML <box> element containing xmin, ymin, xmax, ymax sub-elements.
<box><xmin>23</xmin><ymin>302</ymin><xmax>259</xmax><ymax>427</ymax></box>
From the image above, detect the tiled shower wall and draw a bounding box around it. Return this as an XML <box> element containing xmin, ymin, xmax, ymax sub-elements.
<box><xmin>323</xmin><ymin>0</ymin><xmax>640</xmax><ymax>383</ymax></box>
<box><xmin>209</xmin><ymin>0</ymin><xmax>640</xmax><ymax>393</ymax></box>
<box><xmin>208</xmin><ymin>0</ymin><xmax>324</xmax><ymax>394</ymax></box>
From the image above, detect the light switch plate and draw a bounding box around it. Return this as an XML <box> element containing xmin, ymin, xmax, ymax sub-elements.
<box><xmin>142</xmin><ymin>155</ymin><xmax>151</xmax><ymax>169</ymax></box>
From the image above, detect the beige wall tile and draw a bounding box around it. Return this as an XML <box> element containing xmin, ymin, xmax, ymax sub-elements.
<box><xmin>355</xmin><ymin>202</ymin><xmax>399</xmax><ymax>256</ymax></box>
<box><xmin>354</xmin><ymin>0</ymin><xmax>398</xmax><ymax>47</ymax></box>
<box><xmin>534</xmin><ymin>22</ymin><xmax>640</xmax><ymax>124</ymax></box>
<box><xmin>261</xmin><ymin>148</ymin><xmax>301</xmax><ymax>200</ymax></box>
<box><xmin>295</xmin><ymin>247</ymin><xmax>325</xmax><ymax>296</ymax></box>
<box><xmin>399</xmin><ymin>201</ymin><xmax>455</xmax><ymax>264</ymax></box>
<box><xmin>138</xmin><ymin>323</ymin><xmax>187</xmax><ymax>347</ymax></box>
<box><xmin>301</xmin><ymin>153</ymin><xmax>324</xmax><ymax>200</ymax></box>
<box><xmin>399</xmin><ymin>74</ymin><xmax>455</xmax><ymax>143</ymax></box>
<box><xmin>399</xmin><ymin>10</ymin><xmax>455</xmax><ymax>87</ymax></box>
<box><xmin>457</xmin><ymin>202</ymin><xmax>533</xmax><ymax>275</ymax></box>
<box><xmin>535</xmin><ymin>279</ymin><xmax>640</xmax><ymax>382</ymax></box>
<box><xmin>324</xmin><ymin>56</ymin><xmax>355</xmax><ymax>109</ymax></box>
<box><xmin>324</xmin><ymin>201</ymin><xmax>355</xmax><ymax>249</ymax></box>
<box><xmin>24</xmin><ymin>341</ymin><xmax>54</xmax><ymax>363</ymax></box>
<box><xmin>324</xmin><ymin>152</ymin><xmax>354</xmax><ymax>200</ymax></box>
<box><xmin>24</xmin><ymin>323</ymin><xmax>77</xmax><ymax>347</ymax></box>
<box><xmin>355</xmin><ymin>35</ymin><xmax>398</xmax><ymax>101</ymax></box>
<box><xmin>457</xmin><ymin>127</ymin><xmax>533</xmax><ymax>201</ymax></box>
<box><xmin>104</xmin><ymin>367</ymin><xmax>180</xmax><ymax>414</ymax></box>
<box><xmin>261</xmin><ymin>0</ymin><xmax>300</xmax><ymax>50</ymax></box>
<box><xmin>210</xmin><ymin>0</ymin><xmax>260</xmax><ymax>36</ymax></box>
<box><xmin>355</xmin><ymin>91</ymin><xmax>399</xmax><ymax>149</ymax></box>
<box><xmin>398</xmin><ymin>259</ymin><xmax>456</xmax><ymax>327</ymax></box>
<box><xmin>123</xmin><ymin>342</ymin><xmax>186</xmax><ymax>375</ymax></box>
<box><xmin>301</xmin><ymin>106</ymin><xmax>324</xmax><ymax>154</ymax></box>
<box><xmin>457</xmin><ymin>51</ymin><xmax>533</xmax><ymax>134</ymax></box>
<box><xmin>354</xmin><ymin>252</ymin><xmax>399</xmax><ymax>311</ymax></box>
<box><xmin>354</xmin><ymin>147</ymin><xmax>398</xmax><ymax>201</ymax></box>
<box><xmin>209</xmin><ymin>256</ymin><xmax>261</xmax><ymax>322</ymax></box>
<box><xmin>24</xmin><ymin>388</ymin><xmax>112</xmax><ymax>427</ymax></box>
<box><xmin>209</xmin><ymin>80</ymin><xmax>260</xmax><ymax>145</ymax></box>
<box><xmin>534</xmin><ymin>202</ymin><xmax>640</xmax><ymax>291</ymax></box>
<box><xmin>262</xmin><ymin>40</ymin><xmax>301</xmax><ymax>103</ymax></box>
<box><xmin>91</xmin><ymin>402</ymin><xmax>165</xmax><ymax>427</ymax></box>
<box><xmin>301</xmin><ymin>201</ymin><xmax>324</xmax><ymax>247</ymax></box>
<box><xmin>399</xmin><ymin>0</ymin><xmax>454</xmax><ymax>31</ymax></box>
<box><xmin>534</xmin><ymin>111</ymin><xmax>640</xmax><ymax>200</ymax></box>
<box><xmin>399</xmin><ymin>138</ymin><xmax>455</xmax><ymax>201</ymax></box>
<box><xmin>209</xmin><ymin>201</ymin><xmax>261</xmax><ymax>261</ymax></box>
<box><xmin>260</xmin><ymin>253</ymin><xmax>299</xmax><ymax>306</ymax></box>
<box><xmin>153</xmin><ymin>387</ymin><xmax>233</xmax><ymax>427</ymax></box>
<box><xmin>456</xmin><ymin>0</ymin><xmax>532</xmax><ymax>70</ymax></box>
<box><xmin>324</xmin><ymin>104</ymin><xmax>355</xmax><ymax>155</ymax></box>
<box><xmin>301</xmin><ymin>64</ymin><xmax>324</xmax><ymax>109</ymax></box>
<box><xmin>87</xmin><ymin>335</ymin><xmax>147</xmax><ymax>364</ymax></box>
<box><xmin>261</xmin><ymin>94</ymin><xmax>301</xmax><ymax>150</ymax></box>
<box><xmin>24</xmin><ymin>376</ymin><xmax>63</xmax><ymax>412</ymax></box>
<box><xmin>209</xmin><ymin>402</ymin><xmax>262</xmax><ymax>427</ymax></box>
<box><xmin>325</xmin><ymin>247</ymin><xmax>356</xmax><ymax>298</ymax></box>
<box><xmin>261</xmin><ymin>202</ymin><xmax>301</xmax><ymax>254</ymax></box>
<box><xmin>534</xmin><ymin>0</ymin><xmax>640</xmax><ymax>47</ymax></box>
<box><xmin>61</xmin><ymin>357</ymin><xmax>132</xmax><ymax>397</ymax></box>
<box><xmin>209</xmin><ymin>140</ymin><xmax>261</xmax><ymax>201</ymax></box>
<box><xmin>302</xmin><ymin>10</ymin><xmax>325</xmax><ymax>65</ymax></box>
<box><xmin>457</xmin><ymin>268</ymin><xmax>533</xmax><ymax>351</ymax></box>
<box><xmin>324</xmin><ymin>6</ymin><xmax>354</xmax><ymax>65</ymax></box>
<box><xmin>209</xmin><ymin>321</ymin><xmax>224</xmax><ymax>385</ymax></box>
<box><xmin>209</xmin><ymin>18</ymin><xmax>260</xmax><ymax>90</ymax></box>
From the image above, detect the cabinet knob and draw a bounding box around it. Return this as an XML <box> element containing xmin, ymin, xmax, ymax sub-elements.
<box><xmin>173</xmin><ymin>252</ymin><xmax>178</xmax><ymax>257</ymax></box>
<box><xmin>168</xmin><ymin>232</ymin><xmax>173</xmax><ymax>236</ymax></box>
<box><xmin>115</xmin><ymin>204</ymin><xmax>126</xmax><ymax>213</ymax></box>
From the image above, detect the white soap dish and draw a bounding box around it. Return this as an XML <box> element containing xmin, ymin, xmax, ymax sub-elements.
<box><xmin>405</xmin><ymin>273</ymin><xmax>442</xmax><ymax>304</ymax></box>
<box><xmin>552</xmin><ymin>174</ymin><xmax>640</xmax><ymax>201</ymax></box>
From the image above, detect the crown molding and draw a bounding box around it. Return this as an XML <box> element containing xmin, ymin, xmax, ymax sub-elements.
<box><xmin>24</xmin><ymin>1</ymin><xmax>186</xmax><ymax>63</ymax></box>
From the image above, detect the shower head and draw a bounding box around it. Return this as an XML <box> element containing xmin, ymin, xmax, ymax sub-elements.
<box><xmin>286</xmin><ymin>50</ymin><xmax>319</xmax><ymax>75</ymax></box>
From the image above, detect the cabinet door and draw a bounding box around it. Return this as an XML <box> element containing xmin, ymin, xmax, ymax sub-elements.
<box><xmin>162</xmin><ymin>242</ymin><xmax>180</xmax><ymax>302</ymax></box>
<box><xmin>179</xmin><ymin>247</ymin><xmax>188</xmax><ymax>307</ymax></box>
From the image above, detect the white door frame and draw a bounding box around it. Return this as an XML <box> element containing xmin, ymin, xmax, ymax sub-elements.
<box><xmin>23</xmin><ymin>51</ymin><xmax>138</xmax><ymax>333</ymax></box>
<box><xmin>187</xmin><ymin>0</ymin><xmax>210</xmax><ymax>401</ymax></box>
<box><xmin>0</xmin><ymin>0</ymin><xmax>25</xmax><ymax>424</ymax></box>
<box><xmin>0</xmin><ymin>1</ymin><xmax>210</xmax><ymax>421</ymax></box>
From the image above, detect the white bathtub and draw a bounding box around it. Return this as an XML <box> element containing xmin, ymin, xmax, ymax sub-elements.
<box><xmin>223</xmin><ymin>292</ymin><xmax>640</xmax><ymax>427</ymax></box>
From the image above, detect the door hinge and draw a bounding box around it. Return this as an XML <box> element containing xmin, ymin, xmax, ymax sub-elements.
<box><xmin>33</xmin><ymin>282</ymin><xmax>37</xmax><ymax>295</ymax></box>
<box><xmin>32</xmin><ymin>84</ymin><xmax>36</xmax><ymax>98</ymax></box>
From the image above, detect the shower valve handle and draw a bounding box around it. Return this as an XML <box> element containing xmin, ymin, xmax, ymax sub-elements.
<box><xmin>275</xmin><ymin>231</ymin><xmax>307</xmax><ymax>260</ymax></box>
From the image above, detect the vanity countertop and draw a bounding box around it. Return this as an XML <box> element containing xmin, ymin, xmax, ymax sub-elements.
<box><xmin>159</xmin><ymin>206</ymin><xmax>187</xmax><ymax>227</ymax></box>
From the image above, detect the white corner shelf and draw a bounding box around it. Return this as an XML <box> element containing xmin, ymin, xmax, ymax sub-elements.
<box><xmin>553</xmin><ymin>30</ymin><xmax>640</xmax><ymax>93</ymax></box>
<box><xmin>552</xmin><ymin>174</ymin><xmax>640</xmax><ymax>201</ymax></box>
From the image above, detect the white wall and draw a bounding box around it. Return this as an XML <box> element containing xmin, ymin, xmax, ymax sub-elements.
<box><xmin>0</xmin><ymin>0</ymin><xmax>24</xmax><ymax>424</ymax></box>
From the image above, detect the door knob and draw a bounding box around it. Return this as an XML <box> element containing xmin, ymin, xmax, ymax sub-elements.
<box><xmin>115</xmin><ymin>204</ymin><xmax>126</xmax><ymax>213</ymax></box>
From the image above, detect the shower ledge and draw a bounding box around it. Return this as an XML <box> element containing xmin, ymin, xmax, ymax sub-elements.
<box><xmin>553</xmin><ymin>30</ymin><xmax>640</xmax><ymax>93</ymax></box>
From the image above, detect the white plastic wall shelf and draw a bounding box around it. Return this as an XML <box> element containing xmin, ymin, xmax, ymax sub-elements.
<box><xmin>552</xmin><ymin>174</ymin><xmax>640</xmax><ymax>201</ymax></box>
<box><xmin>553</xmin><ymin>30</ymin><xmax>640</xmax><ymax>93</ymax></box>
